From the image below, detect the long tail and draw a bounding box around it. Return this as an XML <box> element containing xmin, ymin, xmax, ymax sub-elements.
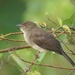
<box><xmin>62</xmin><ymin>51</ymin><xmax>75</xmax><ymax>66</ymax></box>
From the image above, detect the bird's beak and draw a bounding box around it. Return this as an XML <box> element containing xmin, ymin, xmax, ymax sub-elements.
<box><xmin>16</xmin><ymin>24</ymin><xmax>21</xmax><ymax>27</ymax></box>
<box><xmin>16</xmin><ymin>24</ymin><xmax>22</xmax><ymax>29</ymax></box>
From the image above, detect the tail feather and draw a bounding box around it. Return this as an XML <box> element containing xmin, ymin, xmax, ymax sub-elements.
<box><xmin>62</xmin><ymin>51</ymin><xmax>75</xmax><ymax>66</ymax></box>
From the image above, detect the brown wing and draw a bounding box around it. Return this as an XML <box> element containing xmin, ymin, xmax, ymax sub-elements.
<box><xmin>31</xmin><ymin>28</ymin><xmax>62</xmax><ymax>55</ymax></box>
<box><xmin>30</xmin><ymin>28</ymin><xmax>75</xmax><ymax>66</ymax></box>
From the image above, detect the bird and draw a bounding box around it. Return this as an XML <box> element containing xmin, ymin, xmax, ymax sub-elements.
<box><xmin>17</xmin><ymin>21</ymin><xmax>75</xmax><ymax>66</ymax></box>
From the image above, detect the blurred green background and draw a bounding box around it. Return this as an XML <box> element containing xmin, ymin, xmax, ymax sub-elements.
<box><xmin>0</xmin><ymin>0</ymin><xmax>75</xmax><ymax>75</ymax></box>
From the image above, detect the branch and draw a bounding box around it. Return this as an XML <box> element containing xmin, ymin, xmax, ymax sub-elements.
<box><xmin>18</xmin><ymin>56</ymin><xmax>75</xmax><ymax>70</ymax></box>
<box><xmin>21</xmin><ymin>51</ymin><xmax>40</xmax><ymax>75</ymax></box>
<box><xmin>0</xmin><ymin>45</ymin><xmax>30</xmax><ymax>53</ymax></box>
<box><xmin>4</xmin><ymin>32</ymin><xmax>23</xmax><ymax>37</ymax></box>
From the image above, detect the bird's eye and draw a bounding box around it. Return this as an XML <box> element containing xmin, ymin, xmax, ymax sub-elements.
<box><xmin>23</xmin><ymin>24</ymin><xmax>28</xmax><ymax>27</ymax></box>
<box><xmin>25</xmin><ymin>24</ymin><xmax>27</xmax><ymax>26</ymax></box>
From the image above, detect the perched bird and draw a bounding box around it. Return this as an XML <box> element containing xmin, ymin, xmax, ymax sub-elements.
<box><xmin>17</xmin><ymin>21</ymin><xmax>75</xmax><ymax>66</ymax></box>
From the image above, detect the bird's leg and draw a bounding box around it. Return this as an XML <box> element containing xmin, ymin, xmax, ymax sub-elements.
<box><xmin>35</xmin><ymin>51</ymin><xmax>41</xmax><ymax>59</ymax></box>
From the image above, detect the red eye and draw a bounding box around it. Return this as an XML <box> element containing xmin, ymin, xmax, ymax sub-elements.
<box><xmin>22</xmin><ymin>22</ymin><xmax>29</xmax><ymax>27</ymax></box>
<box><xmin>25</xmin><ymin>24</ymin><xmax>28</xmax><ymax>26</ymax></box>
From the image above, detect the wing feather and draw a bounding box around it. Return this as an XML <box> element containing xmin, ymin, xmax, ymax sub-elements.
<box><xmin>31</xmin><ymin>28</ymin><xmax>62</xmax><ymax>54</ymax></box>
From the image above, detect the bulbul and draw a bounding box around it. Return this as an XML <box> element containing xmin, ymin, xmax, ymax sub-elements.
<box><xmin>17</xmin><ymin>21</ymin><xmax>75</xmax><ymax>66</ymax></box>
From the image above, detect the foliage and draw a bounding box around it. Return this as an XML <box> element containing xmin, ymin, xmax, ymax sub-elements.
<box><xmin>0</xmin><ymin>0</ymin><xmax>75</xmax><ymax>75</ymax></box>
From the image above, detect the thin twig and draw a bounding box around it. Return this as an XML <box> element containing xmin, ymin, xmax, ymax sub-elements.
<box><xmin>4</xmin><ymin>32</ymin><xmax>23</xmax><ymax>37</ymax></box>
<box><xmin>46</xmin><ymin>16</ymin><xmax>75</xmax><ymax>52</ymax></box>
<box><xmin>70</xmin><ymin>0</ymin><xmax>75</xmax><ymax>7</ymax></box>
<box><xmin>0</xmin><ymin>45</ymin><xmax>30</xmax><ymax>53</ymax></box>
<box><xmin>46</xmin><ymin>15</ymin><xmax>58</xmax><ymax>26</ymax></box>
<box><xmin>0</xmin><ymin>37</ymin><xmax>25</xmax><ymax>42</ymax></box>
<box><xmin>21</xmin><ymin>51</ymin><xmax>40</xmax><ymax>75</ymax></box>
<box><xmin>18</xmin><ymin>57</ymin><xmax>75</xmax><ymax>70</ymax></box>
<box><xmin>67</xmin><ymin>70</ymin><xmax>75</xmax><ymax>75</ymax></box>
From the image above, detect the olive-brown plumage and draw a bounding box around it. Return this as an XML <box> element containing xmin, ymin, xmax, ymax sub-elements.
<box><xmin>18</xmin><ymin>21</ymin><xmax>75</xmax><ymax>66</ymax></box>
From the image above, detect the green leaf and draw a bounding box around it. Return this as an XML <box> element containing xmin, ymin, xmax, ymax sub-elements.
<box><xmin>57</xmin><ymin>17</ymin><xmax>62</xmax><ymax>26</ymax></box>
<box><xmin>62</xmin><ymin>25</ymin><xmax>71</xmax><ymax>35</ymax></box>
<box><xmin>37</xmin><ymin>52</ymin><xmax>46</xmax><ymax>62</ymax></box>
<box><xmin>27</xmin><ymin>71</ymin><xmax>41</xmax><ymax>75</ymax></box>
<box><xmin>66</xmin><ymin>35</ymin><xmax>74</xmax><ymax>44</ymax></box>
<box><xmin>33</xmin><ymin>71</ymin><xmax>41</xmax><ymax>75</ymax></box>
<box><xmin>11</xmin><ymin>54</ymin><xmax>26</xmax><ymax>71</ymax></box>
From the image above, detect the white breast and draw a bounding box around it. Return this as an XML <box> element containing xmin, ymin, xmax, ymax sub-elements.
<box><xmin>21</xmin><ymin>28</ymin><xmax>46</xmax><ymax>52</ymax></box>
<box><xmin>24</xmin><ymin>33</ymin><xmax>46</xmax><ymax>52</ymax></box>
